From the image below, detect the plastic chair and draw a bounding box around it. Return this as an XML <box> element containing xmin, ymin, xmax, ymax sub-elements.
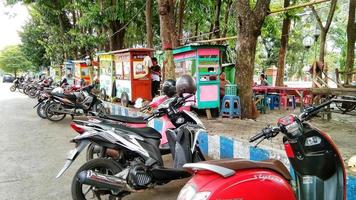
<box><xmin>280</xmin><ymin>94</ymin><xmax>296</xmax><ymax>110</ymax></box>
<box><xmin>221</xmin><ymin>95</ymin><xmax>241</xmax><ymax>118</ymax></box>
<box><xmin>266</xmin><ymin>94</ymin><xmax>280</xmax><ymax>110</ymax></box>
<box><xmin>254</xmin><ymin>94</ymin><xmax>267</xmax><ymax>114</ymax></box>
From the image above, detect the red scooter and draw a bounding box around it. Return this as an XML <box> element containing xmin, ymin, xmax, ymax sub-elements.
<box><xmin>179</xmin><ymin>99</ymin><xmax>346</xmax><ymax>200</ymax></box>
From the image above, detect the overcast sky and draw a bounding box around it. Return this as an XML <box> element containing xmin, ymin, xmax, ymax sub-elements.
<box><xmin>0</xmin><ymin>1</ymin><xmax>29</xmax><ymax>50</ymax></box>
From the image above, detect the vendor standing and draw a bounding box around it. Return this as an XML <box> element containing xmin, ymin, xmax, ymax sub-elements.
<box><xmin>150</xmin><ymin>57</ymin><xmax>161</xmax><ymax>97</ymax></box>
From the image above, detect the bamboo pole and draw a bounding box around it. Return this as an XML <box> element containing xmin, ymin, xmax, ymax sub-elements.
<box><xmin>195</xmin><ymin>36</ymin><xmax>238</xmax><ymax>43</ymax></box>
<box><xmin>270</xmin><ymin>0</ymin><xmax>331</xmax><ymax>14</ymax></box>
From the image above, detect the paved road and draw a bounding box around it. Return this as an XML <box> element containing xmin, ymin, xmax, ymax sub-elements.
<box><xmin>0</xmin><ymin>82</ymin><xmax>187</xmax><ymax>200</ymax></box>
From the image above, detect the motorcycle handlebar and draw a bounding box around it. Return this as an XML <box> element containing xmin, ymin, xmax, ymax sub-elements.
<box><xmin>299</xmin><ymin>99</ymin><xmax>333</xmax><ymax>121</ymax></box>
<box><xmin>249</xmin><ymin>131</ymin><xmax>264</xmax><ymax>143</ymax></box>
<box><xmin>249</xmin><ymin>127</ymin><xmax>280</xmax><ymax>143</ymax></box>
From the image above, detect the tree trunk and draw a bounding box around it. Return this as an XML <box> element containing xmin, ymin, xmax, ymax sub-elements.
<box><xmin>235</xmin><ymin>0</ymin><xmax>271</xmax><ymax>119</ymax></box>
<box><xmin>311</xmin><ymin>0</ymin><xmax>337</xmax><ymax>64</ymax></box>
<box><xmin>177</xmin><ymin>0</ymin><xmax>185</xmax><ymax>46</ymax></box>
<box><xmin>145</xmin><ymin>0</ymin><xmax>154</xmax><ymax>48</ymax></box>
<box><xmin>169</xmin><ymin>0</ymin><xmax>178</xmax><ymax>48</ymax></box>
<box><xmin>193</xmin><ymin>21</ymin><xmax>199</xmax><ymax>41</ymax></box>
<box><xmin>109</xmin><ymin>22</ymin><xmax>126</xmax><ymax>50</ymax></box>
<box><xmin>236</xmin><ymin>35</ymin><xmax>258</xmax><ymax>119</ymax></box>
<box><xmin>345</xmin><ymin>0</ymin><xmax>356</xmax><ymax>84</ymax></box>
<box><xmin>318</xmin><ymin>30</ymin><xmax>327</xmax><ymax>63</ymax></box>
<box><xmin>221</xmin><ymin>0</ymin><xmax>233</xmax><ymax>39</ymax></box>
<box><xmin>158</xmin><ymin>0</ymin><xmax>176</xmax><ymax>79</ymax></box>
<box><xmin>213</xmin><ymin>0</ymin><xmax>222</xmax><ymax>39</ymax></box>
<box><xmin>275</xmin><ymin>0</ymin><xmax>291</xmax><ymax>86</ymax></box>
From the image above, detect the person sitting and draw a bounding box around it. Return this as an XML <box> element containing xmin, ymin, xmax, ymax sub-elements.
<box><xmin>220</xmin><ymin>72</ymin><xmax>230</xmax><ymax>98</ymax></box>
<box><xmin>259</xmin><ymin>74</ymin><xmax>269</xmax><ymax>86</ymax></box>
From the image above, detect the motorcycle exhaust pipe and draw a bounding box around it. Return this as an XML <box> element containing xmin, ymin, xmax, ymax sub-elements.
<box><xmin>77</xmin><ymin>170</ymin><xmax>128</xmax><ymax>191</ymax></box>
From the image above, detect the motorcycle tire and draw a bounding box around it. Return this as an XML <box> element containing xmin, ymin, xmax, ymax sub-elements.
<box><xmin>10</xmin><ymin>85</ymin><xmax>16</xmax><ymax>92</ymax></box>
<box><xmin>45</xmin><ymin>102</ymin><xmax>66</xmax><ymax>122</ymax></box>
<box><xmin>28</xmin><ymin>88</ymin><xmax>38</xmax><ymax>98</ymax></box>
<box><xmin>71</xmin><ymin>158</ymin><xmax>127</xmax><ymax>200</ymax></box>
<box><xmin>37</xmin><ymin>102</ymin><xmax>48</xmax><ymax>119</ymax></box>
<box><xmin>94</xmin><ymin>103</ymin><xmax>109</xmax><ymax>116</ymax></box>
<box><xmin>23</xmin><ymin>86</ymin><xmax>30</xmax><ymax>95</ymax></box>
<box><xmin>120</xmin><ymin>92</ymin><xmax>129</xmax><ymax>107</ymax></box>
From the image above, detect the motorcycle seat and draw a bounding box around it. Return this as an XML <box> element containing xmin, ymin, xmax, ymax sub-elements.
<box><xmin>112</xmin><ymin>123</ymin><xmax>162</xmax><ymax>139</ymax></box>
<box><xmin>104</xmin><ymin>114</ymin><xmax>147</xmax><ymax>124</ymax></box>
<box><xmin>202</xmin><ymin>158</ymin><xmax>291</xmax><ymax>180</ymax></box>
<box><xmin>52</xmin><ymin>92</ymin><xmax>77</xmax><ymax>101</ymax></box>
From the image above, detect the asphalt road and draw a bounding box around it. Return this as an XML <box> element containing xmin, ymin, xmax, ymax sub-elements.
<box><xmin>0</xmin><ymin>82</ymin><xmax>187</xmax><ymax>200</ymax></box>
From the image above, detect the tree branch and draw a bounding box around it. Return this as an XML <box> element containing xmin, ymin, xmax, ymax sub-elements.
<box><xmin>310</xmin><ymin>5</ymin><xmax>324</xmax><ymax>30</ymax></box>
<box><xmin>254</xmin><ymin>0</ymin><xmax>271</xmax><ymax>22</ymax></box>
<box><xmin>324</xmin><ymin>0</ymin><xmax>337</xmax><ymax>31</ymax></box>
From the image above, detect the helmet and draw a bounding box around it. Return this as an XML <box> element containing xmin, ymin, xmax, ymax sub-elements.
<box><xmin>176</xmin><ymin>75</ymin><xmax>196</xmax><ymax>96</ymax></box>
<box><xmin>162</xmin><ymin>79</ymin><xmax>176</xmax><ymax>97</ymax></box>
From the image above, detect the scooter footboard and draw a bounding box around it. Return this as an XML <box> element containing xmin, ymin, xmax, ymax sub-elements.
<box><xmin>295</xmin><ymin>165</ymin><xmax>345</xmax><ymax>200</ymax></box>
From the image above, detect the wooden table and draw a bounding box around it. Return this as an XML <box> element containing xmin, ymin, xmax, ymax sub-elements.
<box><xmin>253</xmin><ymin>86</ymin><xmax>311</xmax><ymax>110</ymax></box>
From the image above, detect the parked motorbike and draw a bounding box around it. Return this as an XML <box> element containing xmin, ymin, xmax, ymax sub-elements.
<box><xmin>56</xmin><ymin>94</ymin><xmax>206</xmax><ymax>199</ymax></box>
<box><xmin>10</xmin><ymin>78</ymin><xmax>24</xmax><ymax>92</ymax></box>
<box><xmin>81</xmin><ymin>94</ymin><xmax>195</xmax><ymax>161</ymax></box>
<box><xmin>34</xmin><ymin>85</ymin><xmax>82</xmax><ymax>119</ymax></box>
<box><xmin>45</xmin><ymin>84</ymin><xmax>107</xmax><ymax>121</ymax></box>
<box><xmin>179</xmin><ymin>98</ymin><xmax>346</xmax><ymax>200</ymax></box>
<box><xmin>27</xmin><ymin>78</ymin><xmax>53</xmax><ymax>98</ymax></box>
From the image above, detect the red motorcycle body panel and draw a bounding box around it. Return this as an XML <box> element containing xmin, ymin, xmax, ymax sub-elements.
<box><xmin>190</xmin><ymin>169</ymin><xmax>296</xmax><ymax>200</ymax></box>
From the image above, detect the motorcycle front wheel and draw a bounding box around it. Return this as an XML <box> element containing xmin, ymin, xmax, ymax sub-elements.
<box><xmin>37</xmin><ymin>102</ymin><xmax>48</xmax><ymax>119</ymax></box>
<box><xmin>10</xmin><ymin>85</ymin><xmax>16</xmax><ymax>92</ymax></box>
<box><xmin>94</xmin><ymin>103</ymin><xmax>109</xmax><ymax>116</ymax></box>
<box><xmin>71</xmin><ymin>158</ymin><xmax>128</xmax><ymax>200</ymax></box>
<box><xmin>45</xmin><ymin>102</ymin><xmax>66</xmax><ymax>121</ymax></box>
<box><xmin>28</xmin><ymin>88</ymin><xmax>38</xmax><ymax>98</ymax></box>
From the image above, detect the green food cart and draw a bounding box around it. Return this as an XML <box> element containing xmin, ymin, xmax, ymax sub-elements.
<box><xmin>173</xmin><ymin>44</ymin><xmax>225</xmax><ymax>110</ymax></box>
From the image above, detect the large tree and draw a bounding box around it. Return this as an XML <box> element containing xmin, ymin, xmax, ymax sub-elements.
<box><xmin>0</xmin><ymin>46</ymin><xmax>33</xmax><ymax>77</ymax></box>
<box><xmin>345</xmin><ymin>0</ymin><xmax>356</xmax><ymax>84</ymax></box>
<box><xmin>275</xmin><ymin>0</ymin><xmax>291</xmax><ymax>86</ymax></box>
<box><xmin>310</xmin><ymin>0</ymin><xmax>337</xmax><ymax>64</ymax></box>
<box><xmin>145</xmin><ymin>0</ymin><xmax>154</xmax><ymax>48</ymax></box>
<box><xmin>235</xmin><ymin>0</ymin><xmax>271</xmax><ymax>119</ymax></box>
<box><xmin>158</xmin><ymin>0</ymin><xmax>176</xmax><ymax>79</ymax></box>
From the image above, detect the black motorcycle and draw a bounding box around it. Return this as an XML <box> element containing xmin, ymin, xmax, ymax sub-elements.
<box><xmin>56</xmin><ymin>95</ymin><xmax>206</xmax><ymax>199</ymax></box>
<box><xmin>45</xmin><ymin>85</ymin><xmax>107</xmax><ymax>122</ymax></box>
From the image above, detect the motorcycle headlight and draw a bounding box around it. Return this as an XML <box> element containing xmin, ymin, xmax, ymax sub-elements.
<box><xmin>177</xmin><ymin>184</ymin><xmax>211</xmax><ymax>200</ymax></box>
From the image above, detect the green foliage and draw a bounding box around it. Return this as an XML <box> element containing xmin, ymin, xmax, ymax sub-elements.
<box><xmin>0</xmin><ymin>45</ymin><xmax>33</xmax><ymax>76</ymax></box>
<box><xmin>4</xmin><ymin>0</ymin><xmax>350</xmax><ymax>82</ymax></box>
<box><xmin>19</xmin><ymin>18</ymin><xmax>50</xmax><ymax>71</ymax></box>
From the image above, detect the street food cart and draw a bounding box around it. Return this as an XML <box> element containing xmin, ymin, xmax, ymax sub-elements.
<box><xmin>173</xmin><ymin>44</ymin><xmax>224</xmax><ymax>110</ymax></box>
<box><xmin>73</xmin><ymin>60</ymin><xmax>92</xmax><ymax>85</ymax></box>
<box><xmin>97</xmin><ymin>48</ymin><xmax>154</xmax><ymax>106</ymax></box>
<box><xmin>63</xmin><ymin>61</ymin><xmax>75</xmax><ymax>85</ymax></box>
<box><xmin>97</xmin><ymin>52</ymin><xmax>115</xmax><ymax>100</ymax></box>
<box><xmin>112</xmin><ymin>48</ymin><xmax>154</xmax><ymax>106</ymax></box>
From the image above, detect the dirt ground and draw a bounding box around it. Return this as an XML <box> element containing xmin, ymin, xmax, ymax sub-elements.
<box><xmin>201</xmin><ymin>108</ymin><xmax>356</xmax><ymax>175</ymax></box>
